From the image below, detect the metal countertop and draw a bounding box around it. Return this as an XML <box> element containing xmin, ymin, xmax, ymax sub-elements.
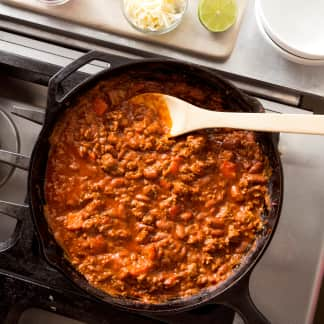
<box><xmin>0</xmin><ymin>0</ymin><xmax>323</xmax><ymax>103</ymax></box>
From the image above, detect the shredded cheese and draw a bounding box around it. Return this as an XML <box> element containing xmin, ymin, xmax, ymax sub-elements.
<box><xmin>123</xmin><ymin>0</ymin><xmax>186</xmax><ymax>32</ymax></box>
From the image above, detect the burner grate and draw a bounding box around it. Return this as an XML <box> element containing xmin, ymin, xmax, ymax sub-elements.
<box><xmin>0</xmin><ymin>107</ymin><xmax>19</xmax><ymax>188</ymax></box>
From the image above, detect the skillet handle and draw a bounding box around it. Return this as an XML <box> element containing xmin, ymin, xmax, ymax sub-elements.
<box><xmin>220</xmin><ymin>274</ymin><xmax>271</xmax><ymax>324</ymax></box>
<box><xmin>47</xmin><ymin>50</ymin><xmax>131</xmax><ymax>110</ymax></box>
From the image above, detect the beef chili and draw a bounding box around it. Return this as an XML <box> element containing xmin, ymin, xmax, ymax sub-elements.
<box><xmin>44</xmin><ymin>73</ymin><xmax>271</xmax><ymax>303</ymax></box>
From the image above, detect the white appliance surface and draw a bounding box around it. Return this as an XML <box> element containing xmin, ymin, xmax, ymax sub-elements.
<box><xmin>257</xmin><ymin>0</ymin><xmax>324</xmax><ymax>60</ymax></box>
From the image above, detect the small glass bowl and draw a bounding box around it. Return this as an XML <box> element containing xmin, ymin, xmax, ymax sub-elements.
<box><xmin>122</xmin><ymin>0</ymin><xmax>188</xmax><ymax>35</ymax></box>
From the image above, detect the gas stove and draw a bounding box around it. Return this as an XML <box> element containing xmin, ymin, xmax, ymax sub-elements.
<box><xmin>0</xmin><ymin>35</ymin><xmax>323</xmax><ymax>324</ymax></box>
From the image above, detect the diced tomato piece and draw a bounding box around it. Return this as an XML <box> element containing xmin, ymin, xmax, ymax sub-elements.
<box><xmin>65</xmin><ymin>212</ymin><xmax>83</xmax><ymax>230</ymax></box>
<box><xmin>87</xmin><ymin>235</ymin><xmax>107</xmax><ymax>253</ymax></box>
<box><xmin>129</xmin><ymin>262</ymin><xmax>150</xmax><ymax>276</ymax></box>
<box><xmin>129</xmin><ymin>246</ymin><xmax>155</xmax><ymax>276</ymax></box>
<box><xmin>220</xmin><ymin>161</ymin><xmax>237</xmax><ymax>179</ymax></box>
<box><xmin>144</xmin><ymin>245</ymin><xmax>156</xmax><ymax>262</ymax></box>
<box><xmin>88</xmin><ymin>151</ymin><xmax>96</xmax><ymax>161</ymax></box>
<box><xmin>169</xmin><ymin>205</ymin><xmax>181</xmax><ymax>218</ymax></box>
<box><xmin>168</xmin><ymin>157</ymin><xmax>182</xmax><ymax>175</ymax></box>
<box><xmin>160</xmin><ymin>179</ymin><xmax>171</xmax><ymax>189</ymax></box>
<box><xmin>93</xmin><ymin>98</ymin><xmax>108</xmax><ymax>116</ymax></box>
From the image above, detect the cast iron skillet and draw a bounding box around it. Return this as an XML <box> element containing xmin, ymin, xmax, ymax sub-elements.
<box><xmin>28</xmin><ymin>51</ymin><xmax>283</xmax><ymax>324</ymax></box>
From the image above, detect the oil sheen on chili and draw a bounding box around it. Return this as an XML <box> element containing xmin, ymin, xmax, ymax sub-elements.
<box><xmin>45</xmin><ymin>75</ymin><xmax>271</xmax><ymax>303</ymax></box>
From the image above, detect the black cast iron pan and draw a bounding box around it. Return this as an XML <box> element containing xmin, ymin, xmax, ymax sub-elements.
<box><xmin>28</xmin><ymin>51</ymin><xmax>283</xmax><ymax>324</ymax></box>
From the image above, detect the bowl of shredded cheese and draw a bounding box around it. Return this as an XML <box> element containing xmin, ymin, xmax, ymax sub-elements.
<box><xmin>123</xmin><ymin>0</ymin><xmax>188</xmax><ymax>35</ymax></box>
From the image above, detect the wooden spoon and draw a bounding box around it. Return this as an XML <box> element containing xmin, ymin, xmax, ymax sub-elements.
<box><xmin>162</xmin><ymin>95</ymin><xmax>324</xmax><ymax>137</ymax></box>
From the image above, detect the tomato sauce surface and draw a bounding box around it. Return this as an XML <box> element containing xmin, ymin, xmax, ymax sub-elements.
<box><xmin>45</xmin><ymin>74</ymin><xmax>271</xmax><ymax>303</ymax></box>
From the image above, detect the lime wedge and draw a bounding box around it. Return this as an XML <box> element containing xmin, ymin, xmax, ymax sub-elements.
<box><xmin>198</xmin><ymin>0</ymin><xmax>238</xmax><ymax>32</ymax></box>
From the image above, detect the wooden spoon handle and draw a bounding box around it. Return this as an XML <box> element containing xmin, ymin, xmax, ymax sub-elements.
<box><xmin>164</xmin><ymin>95</ymin><xmax>324</xmax><ymax>136</ymax></box>
<box><xmin>186</xmin><ymin>109</ymin><xmax>324</xmax><ymax>135</ymax></box>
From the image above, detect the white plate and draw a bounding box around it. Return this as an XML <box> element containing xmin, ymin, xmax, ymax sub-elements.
<box><xmin>255</xmin><ymin>0</ymin><xmax>324</xmax><ymax>66</ymax></box>
<box><xmin>256</xmin><ymin>0</ymin><xmax>324</xmax><ymax>60</ymax></box>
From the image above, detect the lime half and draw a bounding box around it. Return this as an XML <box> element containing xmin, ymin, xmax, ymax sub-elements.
<box><xmin>198</xmin><ymin>0</ymin><xmax>238</xmax><ymax>32</ymax></box>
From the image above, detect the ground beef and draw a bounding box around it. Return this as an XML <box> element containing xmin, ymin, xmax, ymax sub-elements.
<box><xmin>44</xmin><ymin>75</ymin><xmax>271</xmax><ymax>303</ymax></box>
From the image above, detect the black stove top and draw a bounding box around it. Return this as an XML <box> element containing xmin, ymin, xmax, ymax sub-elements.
<box><xmin>0</xmin><ymin>49</ymin><xmax>235</xmax><ymax>324</ymax></box>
